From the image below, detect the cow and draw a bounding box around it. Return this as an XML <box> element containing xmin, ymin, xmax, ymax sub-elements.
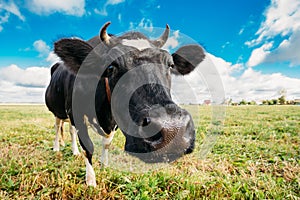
<box><xmin>45</xmin><ymin>22</ymin><xmax>205</xmax><ymax>186</ymax></box>
<box><xmin>46</xmin><ymin>63</ymin><xmax>80</xmax><ymax>155</ymax></box>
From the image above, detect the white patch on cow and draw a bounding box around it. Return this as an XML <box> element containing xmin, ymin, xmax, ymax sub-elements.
<box><xmin>92</xmin><ymin>117</ymin><xmax>98</xmax><ymax>124</ymax></box>
<box><xmin>53</xmin><ymin>117</ymin><xmax>80</xmax><ymax>155</ymax></box>
<box><xmin>85</xmin><ymin>158</ymin><xmax>96</xmax><ymax>187</ymax></box>
<box><xmin>100</xmin><ymin>126</ymin><xmax>117</xmax><ymax>166</ymax></box>
<box><xmin>70</xmin><ymin>125</ymin><xmax>80</xmax><ymax>155</ymax></box>
<box><xmin>122</xmin><ymin>39</ymin><xmax>152</xmax><ymax>50</ymax></box>
<box><xmin>84</xmin><ymin>115</ymin><xmax>106</xmax><ymax>136</ymax></box>
<box><xmin>83</xmin><ymin>115</ymin><xmax>89</xmax><ymax>126</ymax></box>
<box><xmin>53</xmin><ymin>138</ymin><xmax>60</xmax><ymax>151</ymax></box>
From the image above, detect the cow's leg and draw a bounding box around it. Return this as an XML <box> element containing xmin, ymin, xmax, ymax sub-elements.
<box><xmin>69</xmin><ymin>122</ymin><xmax>80</xmax><ymax>155</ymax></box>
<box><xmin>60</xmin><ymin>120</ymin><xmax>65</xmax><ymax>147</ymax></box>
<box><xmin>100</xmin><ymin>128</ymin><xmax>116</xmax><ymax>166</ymax></box>
<box><xmin>77</xmin><ymin>123</ymin><xmax>96</xmax><ymax>187</ymax></box>
<box><xmin>84</xmin><ymin>155</ymin><xmax>96</xmax><ymax>187</ymax></box>
<box><xmin>53</xmin><ymin>117</ymin><xmax>63</xmax><ymax>151</ymax></box>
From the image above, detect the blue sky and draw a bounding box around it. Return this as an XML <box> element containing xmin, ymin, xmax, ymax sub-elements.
<box><xmin>0</xmin><ymin>0</ymin><xmax>299</xmax><ymax>103</ymax></box>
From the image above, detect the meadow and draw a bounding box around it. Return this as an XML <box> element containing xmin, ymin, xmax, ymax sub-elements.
<box><xmin>0</xmin><ymin>105</ymin><xmax>299</xmax><ymax>199</ymax></box>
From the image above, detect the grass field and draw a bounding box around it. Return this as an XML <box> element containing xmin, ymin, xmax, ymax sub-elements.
<box><xmin>0</xmin><ymin>105</ymin><xmax>299</xmax><ymax>199</ymax></box>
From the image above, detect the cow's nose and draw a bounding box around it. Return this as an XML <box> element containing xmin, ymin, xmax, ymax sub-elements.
<box><xmin>142</xmin><ymin>117</ymin><xmax>151</xmax><ymax>127</ymax></box>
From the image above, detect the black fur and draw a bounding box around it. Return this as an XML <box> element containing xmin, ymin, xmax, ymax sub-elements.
<box><xmin>54</xmin><ymin>39</ymin><xmax>93</xmax><ymax>73</ymax></box>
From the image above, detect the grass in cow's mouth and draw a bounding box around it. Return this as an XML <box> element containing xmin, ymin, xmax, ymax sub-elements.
<box><xmin>0</xmin><ymin>105</ymin><xmax>299</xmax><ymax>199</ymax></box>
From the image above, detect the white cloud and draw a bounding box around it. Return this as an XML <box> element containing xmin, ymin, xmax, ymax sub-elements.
<box><xmin>247</xmin><ymin>42</ymin><xmax>273</xmax><ymax>67</ymax></box>
<box><xmin>221</xmin><ymin>41</ymin><xmax>230</xmax><ymax>49</ymax></box>
<box><xmin>129</xmin><ymin>18</ymin><xmax>154</xmax><ymax>33</ymax></box>
<box><xmin>94</xmin><ymin>8</ymin><xmax>105</xmax><ymax>15</ymax></box>
<box><xmin>235</xmin><ymin>68</ymin><xmax>300</xmax><ymax>101</ymax></box>
<box><xmin>107</xmin><ymin>0</ymin><xmax>125</xmax><ymax>5</ymax></box>
<box><xmin>172</xmin><ymin>52</ymin><xmax>300</xmax><ymax>104</ymax></box>
<box><xmin>0</xmin><ymin>1</ymin><xmax>25</xmax><ymax>31</ymax></box>
<box><xmin>46</xmin><ymin>52</ymin><xmax>60</xmax><ymax>64</ymax></box>
<box><xmin>138</xmin><ymin>18</ymin><xmax>153</xmax><ymax>32</ymax></box>
<box><xmin>118</xmin><ymin>13</ymin><xmax>122</xmax><ymax>23</ymax></box>
<box><xmin>33</xmin><ymin>40</ymin><xmax>50</xmax><ymax>57</ymax></box>
<box><xmin>239</xmin><ymin>28</ymin><xmax>244</xmax><ymax>35</ymax></box>
<box><xmin>163</xmin><ymin>30</ymin><xmax>180</xmax><ymax>51</ymax></box>
<box><xmin>267</xmin><ymin>30</ymin><xmax>300</xmax><ymax>66</ymax></box>
<box><xmin>0</xmin><ymin>40</ymin><xmax>57</xmax><ymax>103</ymax></box>
<box><xmin>26</xmin><ymin>0</ymin><xmax>85</xmax><ymax>16</ymax></box>
<box><xmin>0</xmin><ymin>13</ymin><xmax>9</xmax><ymax>32</ymax></box>
<box><xmin>1</xmin><ymin>52</ymin><xmax>300</xmax><ymax>103</ymax></box>
<box><xmin>246</xmin><ymin>0</ymin><xmax>300</xmax><ymax>66</ymax></box>
<box><xmin>94</xmin><ymin>0</ymin><xmax>125</xmax><ymax>16</ymax></box>
<box><xmin>172</xmin><ymin>53</ymin><xmax>236</xmax><ymax>104</ymax></box>
<box><xmin>208</xmin><ymin>53</ymin><xmax>244</xmax><ymax>76</ymax></box>
<box><xmin>33</xmin><ymin>39</ymin><xmax>59</xmax><ymax>64</ymax></box>
<box><xmin>0</xmin><ymin>79</ymin><xmax>47</xmax><ymax>103</ymax></box>
<box><xmin>0</xmin><ymin>1</ymin><xmax>25</xmax><ymax>21</ymax></box>
<box><xmin>0</xmin><ymin>64</ymin><xmax>51</xmax><ymax>103</ymax></box>
<box><xmin>0</xmin><ymin>64</ymin><xmax>50</xmax><ymax>88</ymax></box>
<box><xmin>129</xmin><ymin>22</ymin><xmax>134</xmax><ymax>29</ymax></box>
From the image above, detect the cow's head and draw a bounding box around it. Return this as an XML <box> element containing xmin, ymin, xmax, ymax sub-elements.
<box><xmin>54</xmin><ymin>22</ymin><xmax>205</xmax><ymax>163</ymax></box>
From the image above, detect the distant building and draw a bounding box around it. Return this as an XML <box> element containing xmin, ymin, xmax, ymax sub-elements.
<box><xmin>203</xmin><ymin>100</ymin><xmax>211</xmax><ymax>106</ymax></box>
<box><xmin>294</xmin><ymin>99</ymin><xmax>300</xmax><ymax>105</ymax></box>
<box><xmin>256</xmin><ymin>100</ymin><xmax>263</xmax><ymax>105</ymax></box>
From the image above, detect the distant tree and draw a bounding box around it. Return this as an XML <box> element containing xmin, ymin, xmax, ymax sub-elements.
<box><xmin>262</xmin><ymin>100</ymin><xmax>268</xmax><ymax>105</ymax></box>
<box><xmin>248</xmin><ymin>100</ymin><xmax>257</xmax><ymax>105</ymax></box>
<box><xmin>228</xmin><ymin>98</ymin><xmax>233</xmax><ymax>105</ymax></box>
<box><xmin>273</xmin><ymin>99</ymin><xmax>278</xmax><ymax>105</ymax></box>
<box><xmin>278</xmin><ymin>95</ymin><xmax>286</xmax><ymax>105</ymax></box>
<box><xmin>239</xmin><ymin>99</ymin><xmax>247</xmax><ymax>105</ymax></box>
<box><xmin>268</xmin><ymin>100</ymin><xmax>274</xmax><ymax>105</ymax></box>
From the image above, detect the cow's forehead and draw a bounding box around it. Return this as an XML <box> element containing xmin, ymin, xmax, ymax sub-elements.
<box><xmin>121</xmin><ymin>38</ymin><xmax>153</xmax><ymax>51</ymax></box>
<box><xmin>118</xmin><ymin>31</ymin><xmax>156</xmax><ymax>51</ymax></box>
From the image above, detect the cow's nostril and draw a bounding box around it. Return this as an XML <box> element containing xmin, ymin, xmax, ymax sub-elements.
<box><xmin>142</xmin><ymin>117</ymin><xmax>151</xmax><ymax>126</ymax></box>
<box><xmin>165</xmin><ymin>104</ymin><xmax>178</xmax><ymax>114</ymax></box>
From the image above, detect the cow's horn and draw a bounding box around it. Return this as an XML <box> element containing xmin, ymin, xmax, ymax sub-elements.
<box><xmin>151</xmin><ymin>24</ymin><xmax>170</xmax><ymax>48</ymax></box>
<box><xmin>100</xmin><ymin>21</ymin><xmax>111</xmax><ymax>45</ymax></box>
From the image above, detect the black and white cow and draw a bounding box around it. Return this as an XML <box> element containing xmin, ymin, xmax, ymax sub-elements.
<box><xmin>46</xmin><ymin>63</ymin><xmax>80</xmax><ymax>156</ymax></box>
<box><xmin>45</xmin><ymin>22</ymin><xmax>205</xmax><ymax>186</ymax></box>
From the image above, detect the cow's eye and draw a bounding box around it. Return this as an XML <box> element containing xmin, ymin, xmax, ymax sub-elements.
<box><xmin>104</xmin><ymin>65</ymin><xmax>114</xmax><ymax>77</ymax></box>
<box><xmin>108</xmin><ymin>65</ymin><xmax>114</xmax><ymax>70</ymax></box>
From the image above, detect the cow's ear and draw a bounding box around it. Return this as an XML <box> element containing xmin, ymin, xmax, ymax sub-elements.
<box><xmin>171</xmin><ymin>45</ymin><xmax>205</xmax><ymax>75</ymax></box>
<box><xmin>54</xmin><ymin>38</ymin><xmax>93</xmax><ymax>73</ymax></box>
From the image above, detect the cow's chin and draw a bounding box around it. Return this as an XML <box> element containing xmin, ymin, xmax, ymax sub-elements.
<box><xmin>123</xmin><ymin>128</ymin><xmax>195</xmax><ymax>163</ymax></box>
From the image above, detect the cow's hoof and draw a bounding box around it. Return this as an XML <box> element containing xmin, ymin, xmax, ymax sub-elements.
<box><xmin>100</xmin><ymin>157</ymin><xmax>108</xmax><ymax>166</ymax></box>
<box><xmin>101</xmin><ymin>161</ymin><xmax>108</xmax><ymax>166</ymax></box>
<box><xmin>86</xmin><ymin>178</ymin><xmax>97</xmax><ymax>187</ymax></box>
<box><xmin>73</xmin><ymin>149</ymin><xmax>80</xmax><ymax>156</ymax></box>
<box><xmin>53</xmin><ymin>147</ymin><xmax>59</xmax><ymax>152</ymax></box>
<box><xmin>86</xmin><ymin>158</ymin><xmax>96</xmax><ymax>187</ymax></box>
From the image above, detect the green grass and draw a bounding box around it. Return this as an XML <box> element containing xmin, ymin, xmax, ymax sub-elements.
<box><xmin>0</xmin><ymin>105</ymin><xmax>299</xmax><ymax>199</ymax></box>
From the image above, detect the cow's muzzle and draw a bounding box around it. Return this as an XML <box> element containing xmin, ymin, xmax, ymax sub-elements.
<box><xmin>124</xmin><ymin>104</ymin><xmax>195</xmax><ymax>163</ymax></box>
